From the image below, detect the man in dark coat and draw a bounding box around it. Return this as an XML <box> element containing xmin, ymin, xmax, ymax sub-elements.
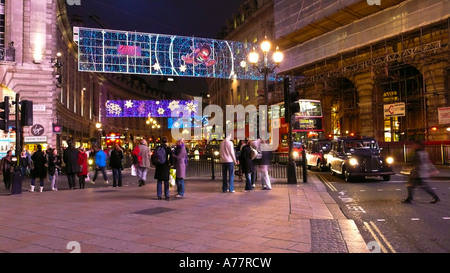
<box><xmin>239</xmin><ymin>140</ymin><xmax>254</xmax><ymax>191</ymax></box>
<box><xmin>63</xmin><ymin>140</ymin><xmax>79</xmax><ymax>189</ymax></box>
<box><xmin>29</xmin><ymin>144</ymin><xmax>47</xmax><ymax>192</ymax></box>
<box><xmin>110</xmin><ymin>144</ymin><xmax>124</xmax><ymax>187</ymax></box>
<box><xmin>153</xmin><ymin>137</ymin><xmax>173</xmax><ymax>200</ymax></box>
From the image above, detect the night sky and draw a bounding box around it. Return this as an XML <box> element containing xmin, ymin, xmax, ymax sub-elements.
<box><xmin>66</xmin><ymin>0</ymin><xmax>245</xmax><ymax>97</ymax></box>
<box><xmin>66</xmin><ymin>0</ymin><xmax>246</xmax><ymax>38</ymax></box>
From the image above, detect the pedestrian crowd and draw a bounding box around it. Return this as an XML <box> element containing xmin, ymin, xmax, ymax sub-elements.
<box><xmin>0</xmin><ymin>136</ymin><xmax>275</xmax><ymax>200</ymax></box>
<box><xmin>1</xmin><ymin>137</ymin><xmax>443</xmax><ymax>206</ymax></box>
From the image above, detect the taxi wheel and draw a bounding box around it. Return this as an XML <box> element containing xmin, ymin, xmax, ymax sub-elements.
<box><xmin>383</xmin><ymin>175</ymin><xmax>391</xmax><ymax>181</ymax></box>
<box><xmin>344</xmin><ymin>168</ymin><xmax>352</xmax><ymax>182</ymax></box>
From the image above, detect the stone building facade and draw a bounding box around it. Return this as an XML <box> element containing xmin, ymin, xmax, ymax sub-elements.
<box><xmin>275</xmin><ymin>0</ymin><xmax>449</xmax><ymax>142</ymax></box>
<box><xmin>0</xmin><ymin>0</ymin><xmax>58</xmax><ymax>155</ymax></box>
<box><xmin>210</xmin><ymin>0</ymin><xmax>449</xmax><ymax>143</ymax></box>
<box><xmin>0</xmin><ymin>0</ymin><xmax>165</xmax><ymax>156</ymax></box>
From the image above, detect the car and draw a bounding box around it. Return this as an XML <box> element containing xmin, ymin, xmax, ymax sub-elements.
<box><xmin>306</xmin><ymin>138</ymin><xmax>332</xmax><ymax>171</ymax></box>
<box><xmin>327</xmin><ymin>136</ymin><xmax>395</xmax><ymax>182</ymax></box>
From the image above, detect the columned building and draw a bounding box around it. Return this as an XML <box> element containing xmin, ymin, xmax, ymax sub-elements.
<box><xmin>275</xmin><ymin>0</ymin><xmax>449</xmax><ymax>142</ymax></box>
<box><xmin>56</xmin><ymin>0</ymin><xmax>165</xmax><ymax>152</ymax></box>
<box><xmin>207</xmin><ymin>0</ymin><xmax>278</xmax><ymax>141</ymax></box>
<box><xmin>0</xmin><ymin>0</ymin><xmax>165</xmax><ymax>157</ymax></box>
<box><xmin>0</xmin><ymin>0</ymin><xmax>59</xmax><ymax>156</ymax></box>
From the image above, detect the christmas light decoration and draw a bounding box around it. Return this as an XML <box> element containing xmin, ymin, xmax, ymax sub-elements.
<box><xmin>74</xmin><ymin>27</ymin><xmax>279</xmax><ymax>81</ymax></box>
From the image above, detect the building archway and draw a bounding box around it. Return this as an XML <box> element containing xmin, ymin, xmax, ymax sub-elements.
<box><xmin>376</xmin><ymin>62</ymin><xmax>424</xmax><ymax>142</ymax></box>
<box><xmin>327</xmin><ymin>77</ymin><xmax>360</xmax><ymax>136</ymax></box>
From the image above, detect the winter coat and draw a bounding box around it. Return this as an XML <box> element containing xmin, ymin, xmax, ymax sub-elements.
<box><xmin>63</xmin><ymin>146</ymin><xmax>79</xmax><ymax>174</ymax></box>
<box><xmin>239</xmin><ymin>145</ymin><xmax>254</xmax><ymax>174</ymax></box>
<box><xmin>31</xmin><ymin>150</ymin><xmax>47</xmax><ymax>179</ymax></box>
<box><xmin>138</xmin><ymin>144</ymin><xmax>151</xmax><ymax>168</ymax></box>
<box><xmin>77</xmin><ymin>152</ymin><xmax>88</xmax><ymax>176</ymax></box>
<box><xmin>95</xmin><ymin>150</ymin><xmax>107</xmax><ymax>167</ymax></box>
<box><xmin>219</xmin><ymin>138</ymin><xmax>237</xmax><ymax>164</ymax></box>
<box><xmin>109</xmin><ymin>149</ymin><xmax>124</xmax><ymax>169</ymax></box>
<box><xmin>48</xmin><ymin>154</ymin><xmax>62</xmax><ymax>176</ymax></box>
<box><xmin>173</xmin><ymin>144</ymin><xmax>187</xmax><ymax>179</ymax></box>
<box><xmin>153</xmin><ymin>145</ymin><xmax>173</xmax><ymax>181</ymax></box>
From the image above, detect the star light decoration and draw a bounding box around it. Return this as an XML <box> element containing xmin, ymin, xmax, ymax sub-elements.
<box><xmin>105</xmin><ymin>99</ymin><xmax>199</xmax><ymax>118</ymax></box>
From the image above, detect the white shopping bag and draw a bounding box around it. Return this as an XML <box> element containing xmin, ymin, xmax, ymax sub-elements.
<box><xmin>169</xmin><ymin>169</ymin><xmax>176</xmax><ymax>187</ymax></box>
<box><xmin>131</xmin><ymin>165</ymin><xmax>137</xmax><ymax>176</ymax></box>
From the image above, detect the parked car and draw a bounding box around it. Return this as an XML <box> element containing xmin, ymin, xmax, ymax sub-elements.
<box><xmin>327</xmin><ymin>136</ymin><xmax>395</xmax><ymax>182</ymax></box>
<box><xmin>306</xmin><ymin>138</ymin><xmax>332</xmax><ymax>171</ymax></box>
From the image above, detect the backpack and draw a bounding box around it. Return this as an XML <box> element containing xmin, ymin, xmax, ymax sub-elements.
<box><xmin>153</xmin><ymin>146</ymin><xmax>167</xmax><ymax>164</ymax></box>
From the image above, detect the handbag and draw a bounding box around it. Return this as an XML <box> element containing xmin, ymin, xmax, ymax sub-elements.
<box><xmin>131</xmin><ymin>164</ymin><xmax>137</xmax><ymax>176</ymax></box>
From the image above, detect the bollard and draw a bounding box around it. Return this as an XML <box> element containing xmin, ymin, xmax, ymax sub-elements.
<box><xmin>10</xmin><ymin>167</ymin><xmax>23</xmax><ymax>195</ymax></box>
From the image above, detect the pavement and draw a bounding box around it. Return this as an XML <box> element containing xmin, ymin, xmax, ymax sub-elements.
<box><xmin>0</xmin><ymin>167</ymin><xmax>372</xmax><ymax>254</ymax></box>
<box><xmin>1</xmin><ymin>163</ymin><xmax>449</xmax><ymax>255</ymax></box>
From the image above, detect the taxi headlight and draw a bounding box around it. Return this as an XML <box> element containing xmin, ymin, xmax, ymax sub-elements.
<box><xmin>386</xmin><ymin>157</ymin><xmax>394</xmax><ymax>164</ymax></box>
<box><xmin>293</xmin><ymin>151</ymin><xmax>299</xmax><ymax>158</ymax></box>
<box><xmin>214</xmin><ymin>151</ymin><xmax>220</xmax><ymax>156</ymax></box>
<box><xmin>349</xmin><ymin>158</ymin><xmax>358</xmax><ymax>166</ymax></box>
<box><xmin>88</xmin><ymin>158</ymin><xmax>94</xmax><ymax>165</ymax></box>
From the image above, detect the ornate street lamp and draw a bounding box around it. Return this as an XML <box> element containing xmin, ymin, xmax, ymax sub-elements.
<box><xmin>247</xmin><ymin>37</ymin><xmax>284</xmax><ymax>106</ymax></box>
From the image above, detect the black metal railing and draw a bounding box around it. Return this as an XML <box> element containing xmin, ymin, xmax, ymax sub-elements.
<box><xmin>186</xmin><ymin>152</ymin><xmax>303</xmax><ymax>181</ymax></box>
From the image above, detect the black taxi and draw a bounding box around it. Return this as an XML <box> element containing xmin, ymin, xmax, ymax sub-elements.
<box><xmin>327</xmin><ymin>136</ymin><xmax>395</xmax><ymax>182</ymax></box>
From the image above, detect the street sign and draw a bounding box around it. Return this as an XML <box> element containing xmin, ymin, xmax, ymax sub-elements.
<box><xmin>383</xmin><ymin>103</ymin><xmax>405</xmax><ymax>118</ymax></box>
<box><xmin>438</xmin><ymin>107</ymin><xmax>450</xmax><ymax>124</ymax></box>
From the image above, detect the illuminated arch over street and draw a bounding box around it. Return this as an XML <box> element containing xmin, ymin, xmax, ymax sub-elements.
<box><xmin>74</xmin><ymin>27</ymin><xmax>278</xmax><ymax>81</ymax></box>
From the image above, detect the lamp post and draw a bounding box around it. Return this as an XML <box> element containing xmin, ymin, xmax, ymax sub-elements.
<box><xmin>95</xmin><ymin>122</ymin><xmax>102</xmax><ymax>148</ymax></box>
<box><xmin>247</xmin><ymin>37</ymin><xmax>284</xmax><ymax>107</ymax></box>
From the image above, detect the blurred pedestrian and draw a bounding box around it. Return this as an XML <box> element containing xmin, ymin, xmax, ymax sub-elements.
<box><xmin>92</xmin><ymin>146</ymin><xmax>109</xmax><ymax>184</ymax></box>
<box><xmin>239</xmin><ymin>139</ymin><xmax>254</xmax><ymax>191</ymax></box>
<box><xmin>132</xmin><ymin>143</ymin><xmax>142</xmax><ymax>185</ymax></box>
<box><xmin>153</xmin><ymin>137</ymin><xmax>173</xmax><ymax>200</ymax></box>
<box><xmin>29</xmin><ymin>144</ymin><xmax>47</xmax><ymax>192</ymax></box>
<box><xmin>173</xmin><ymin>137</ymin><xmax>187</xmax><ymax>198</ymax></box>
<box><xmin>402</xmin><ymin>140</ymin><xmax>441</xmax><ymax>204</ymax></box>
<box><xmin>110</xmin><ymin>144</ymin><xmax>124</xmax><ymax>187</ymax></box>
<box><xmin>235</xmin><ymin>140</ymin><xmax>244</xmax><ymax>182</ymax></box>
<box><xmin>138</xmin><ymin>139</ymin><xmax>151</xmax><ymax>186</ymax></box>
<box><xmin>63</xmin><ymin>139</ymin><xmax>80</xmax><ymax>190</ymax></box>
<box><xmin>77</xmin><ymin>147</ymin><xmax>88</xmax><ymax>189</ymax></box>
<box><xmin>1</xmin><ymin>150</ymin><xmax>14</xmax><ymax>190</ymax></box>
<box><xmin>48</xmin><ymin>148</ymin><xmax>62</xmax><ymax>191</ymax></box>
<box><xmin>258</xmin><ymin>140</ymin><xmax>273</xmax><ymax>190</ymax></box>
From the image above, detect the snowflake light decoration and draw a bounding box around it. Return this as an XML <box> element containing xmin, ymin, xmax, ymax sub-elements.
<box><xmin>125</xmin><ymin>100</ymin><xmax>133</xmax><ymax>108</ymax></box>
<box><xmin>106</xmin><ymin>101</ymin><xmax>123</xmax><ymax>116</ymax></box>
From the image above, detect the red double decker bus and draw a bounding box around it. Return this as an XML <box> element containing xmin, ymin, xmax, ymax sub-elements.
<box><xmin>276</xmin><ymin>99</ymin><xmax>324</xmax><ymax>160</ymax></box>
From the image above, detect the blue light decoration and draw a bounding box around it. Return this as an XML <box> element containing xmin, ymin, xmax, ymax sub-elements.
<box><xmin>105</xmin><ymin>99</ymin><xmax>199</xmax><ymax>118</ymax></box>
<box><xmin>168</xmin><ymin>116</ymin><xmax>209</xmax><ymax>129</ymax></box>
<box><xmin>74</xmin><ymin>27</ymin><xmax>278</xmax><ymax>81</ymax></box>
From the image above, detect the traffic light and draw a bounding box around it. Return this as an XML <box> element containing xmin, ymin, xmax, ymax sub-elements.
<box><xmin>0</xmin><ymin>96</ymin><xmax>10</xmax><ymax>131</ymax></box>
<box><xmin>21</xmin><ymin>100</ymin><xmax>33</xmax><ymax>126</ymax></box>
